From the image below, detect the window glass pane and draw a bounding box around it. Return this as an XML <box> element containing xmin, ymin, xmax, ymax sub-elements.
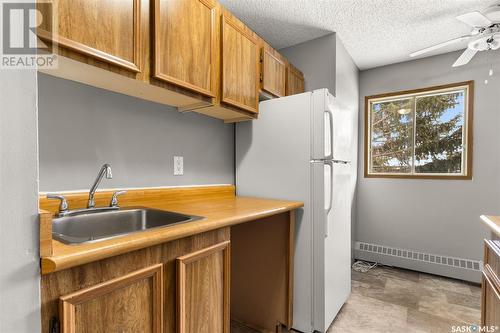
<box><xmin>370</xmin><ymin>98</ymin><xmax>414</xmax><ymax>173</ymax></box>
<box><xmin>414</xmin><ymin>91</ymin><xmax>465</xmax><ymax>174</ymax></box>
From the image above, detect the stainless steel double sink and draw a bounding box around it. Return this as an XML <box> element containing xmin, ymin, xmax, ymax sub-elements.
<box><xmin>52</xmin><ymin>207</ymin><xmax>204</xmax><ymax>245</ymax></box>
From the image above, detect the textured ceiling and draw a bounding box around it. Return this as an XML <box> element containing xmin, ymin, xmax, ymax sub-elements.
<box><xmin>219</xmin><ymin>0</ymin><xmax>500</xmax><ymax>70</ymax></box>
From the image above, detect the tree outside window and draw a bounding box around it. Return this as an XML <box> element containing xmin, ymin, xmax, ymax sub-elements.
<box><xmin>365</xmin><ymin>81</ymin><xmax>473</xmax><ymax>179</ymax></box>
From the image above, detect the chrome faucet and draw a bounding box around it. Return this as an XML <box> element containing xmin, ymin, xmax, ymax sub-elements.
<box><xmin>87</xmin><ymin>164</ymin><xmax>113</xmax><ymax>208</ymax></box>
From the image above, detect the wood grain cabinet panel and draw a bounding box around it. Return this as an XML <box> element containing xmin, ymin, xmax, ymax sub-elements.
<box><xmin>177</xmin><ymin>241</ymin><xmax>230</xmax><ymax>333</ymax></box>
<box><xmin>482</xmin><ymin>268</ymin><xmax>500</xmax><ymax>327</ymax></box>
<box><xmin>286</xmin><ymin>64</ymin><xmax>305</xmax><ymax>96</ymax></box>
<box><xmin>261</xmin><ymin>48</ymin><xmax>286</xmax><ymax>97</ymax></box>
<box><xmin>482</xmin><ymin>239</ymin><xmax>500</xmax><ymax>327</ymax></box>
<box><xmin>221</xmin><ymin>16</ymin><xmax>259</xmax><ymax>114</ymax></box>
<box><xmin>37</xmin><ymin>0</ymin><xmax>141</xmax><ymax>72</ymax></box>
<box><xmin>59</xmin><ymin>264</ymin><xmax>163</xmax><ymax>333</ymax></box>
<box><xmin>153</xmin><ymin>0</ymin><xmax>217</xmax><ymax>97</ymax></box>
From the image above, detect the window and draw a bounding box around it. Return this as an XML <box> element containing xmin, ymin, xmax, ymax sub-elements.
<box><xmin>365</xmin><ymin>81</ymin><xmax>473</xmax><ymax>179</ymax></box>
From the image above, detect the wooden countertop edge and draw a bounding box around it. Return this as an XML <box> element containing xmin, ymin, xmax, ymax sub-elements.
<box><xmin>41</xmin><ymin>201</ymin><xmax>303</xmax><ymax>274</ymax></box>
<box><xmin>481</xmin><ymin>215</ymin><xmax>500</xmax><ymax>238</ymax></box>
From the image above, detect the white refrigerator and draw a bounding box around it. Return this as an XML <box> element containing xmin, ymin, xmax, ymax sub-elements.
<box><xmin>236</xmin><ymin>89</ymin><xmax>357</xmax><ymax>333</ymax></box>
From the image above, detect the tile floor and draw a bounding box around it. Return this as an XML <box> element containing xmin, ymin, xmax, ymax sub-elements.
<box><xmin>231</xmin><ymin>265</ymin><xmax>481</xmax><ymax>333</ymax></box>
<box><xmin>328</xmin><ymin>265</ymin><xmax>480</xmax><ymax>333</ymax></box>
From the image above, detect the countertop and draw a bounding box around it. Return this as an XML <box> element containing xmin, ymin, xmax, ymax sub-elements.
<box><xmin>481</xmin><ymin>215</ymin><xmax>500</xmax><ymax>238</ymax></box>
<box><xmin>39</xmin><ymin>185</ymin><xmax>303</xmax><ymax>274</ymax></box>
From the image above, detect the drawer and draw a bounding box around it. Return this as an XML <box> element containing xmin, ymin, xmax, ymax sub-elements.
<box><xmin>484</xmin><ymin>239</ymin><xmax>500</xmax><ymax>277</ymax></box>
<box><xmin>482</xmin><ymin>268</ymin><xmax>500</xmax><ymax>326</ymax></box>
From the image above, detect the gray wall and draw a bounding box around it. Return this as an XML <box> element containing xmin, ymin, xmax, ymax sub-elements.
<box><xmin>281</xmin><ymin>34</ymin><xmax>360</xmax><ymax>260</ymax></box>
<box><xmin>280</xmin><ymin>33</ymin><xmax>336</xmax><ymax>94</ymax></box>
<box><xmin>0</xmin><ymin>70</ymin><xmax>40</xmax><ymax>331</ymax></box>
<box><xmin>356</xmin><ymin>50</ymin><xmax>500</xmax><ymax>279</ymax></box>
<box><xmin>38</xmin><ymin>74</ymin><xmax>234</xmax><ymax>192</ymax></box>
<box><xmin>334</xmin><ymin>38</ymin><xmax>360</xmax><ymax>257</ymax></box>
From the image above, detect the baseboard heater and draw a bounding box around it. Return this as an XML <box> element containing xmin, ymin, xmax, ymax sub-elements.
<box><xmin>354</xmin><ymin>241</ymin><xmax>482</xmax><ymax>272</ymax></box>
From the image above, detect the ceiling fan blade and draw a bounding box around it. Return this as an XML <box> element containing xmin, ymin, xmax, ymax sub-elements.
<box><xmin>456</xmin><ymin>11</ymin><xmax>492</xmax><ymax>27</ymax></box>
<box><xmin>410</xmin><ymin>36</ymin><xmax>470</xmax><ymax>57</ymax></box>
<box><xmin>452</xmin><ymin>48</ymin><xmax>479</xmax><ymax>67</ymax></box>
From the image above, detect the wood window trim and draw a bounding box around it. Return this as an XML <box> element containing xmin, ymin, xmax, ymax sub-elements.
<box><xmin>364</xmin><ymin>81</ymin><xmax>474</xmax><ymax>180</ymax></box>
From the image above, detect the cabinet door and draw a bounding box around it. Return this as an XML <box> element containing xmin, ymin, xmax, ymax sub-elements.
<box><xmin>286</xmin><ymin>65</ymin><xmax>305</xmax><ymax>96</ymax></box>
<box><xmin>261</xmin><ymin>48</ymin><xmax>286</xmax><ymax>97</ymax></box>
<box><xmin>482</xmin><ymin>240</ymin><xmax>500</xmax><ymax>327</ymax></box>
<box><xmin>177</xmin><ymin>241</ymin><xmax>230</xmax><ymax>333</ymax></box>
<box><xmin>37</xmin><ymin>0</ymin><xmax>141</xmax><ymax>72</ymax></box>
<box><xmin>153</xmin><ymin>0</ymin><xmax>217</xmax><ymax>97</ymax></box>
<box><xmin>221</xmin><ymin>16</ymin><xmax>259</xmax><ymax>114</ymax></box>
<box><xmin>481</xmin><ymin>269</ymin><xmax>500</xmax><ymax>327</ymax></box>
<box><xmin>59</xmin><ymin>264</ymin><xmax>163</xmax><ymax>333</ymax></box>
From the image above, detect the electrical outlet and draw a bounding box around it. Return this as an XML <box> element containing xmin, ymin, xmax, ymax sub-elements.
<box><xmin>174</xmin><ymin>156</ymin><xmax>183</xmax><ymax>176</ymax></box>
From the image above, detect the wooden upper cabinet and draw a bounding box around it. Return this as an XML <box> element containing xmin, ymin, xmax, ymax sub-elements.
<box><xmin>261</xmin><ymin>48</ymin><xmax>286</xmax><ymax>97</ymax></box>
<box><xmin>59</xmin><ymin>264</ymin><xmax>163</xmax><ymax>333</ymax></box>
<box><xmin>37</xmin><ymin>0</ymin><xmax>141</xmax><ymax>72</ymax></box>
<box><xmin>177</xmin><ymin>241</ymin><xmax>230</xmax><ymax>333</ymax></box>
<box><xmin>221</xmin><ymin>15</ymin><xmax>259</xmax><ymax>114</ymax></box>
<box><xmin>286</xmin><ymin>64</ymin><xmax>305</xmax><ymax>96</ymax></box>
<box><xmin>153</xmin><ymin>0</ymin><xmax>217</xmax><ymax>97</ymax></box>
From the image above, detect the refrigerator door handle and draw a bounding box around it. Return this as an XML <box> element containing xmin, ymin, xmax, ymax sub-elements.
<box><xmin>325</xmin><ymin>160</ymin><xmax>333</xmax><ymax>237</ymax></box>
<box><xmin>325</xmin><ymin>109</ymin><xmax>334</xmax><ymax>160</ymax></box>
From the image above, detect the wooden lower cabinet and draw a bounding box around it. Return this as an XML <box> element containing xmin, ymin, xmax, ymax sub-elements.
<box><xmin>59</xmin><ymin>264</ymin><xmax>163</xmax><ymax>333</ymax></box>
<box><xmin>41</xmin><ymin>211</ymin><xmax>296</xmax><ymax>333</ymax></box>
<box><xmin>481</xmin><ymin>239</ymin><xmax>500</xmax><ymax>328</ymax></box>
<box><xmin>41</xmin><ymin>228</ymin><xmax>230</xmax><ymax>333</ymax></box>
<box><xmin>177</xmin><ymin>241</ymin><xmax>230</xmax><ymax>333</ymax></box>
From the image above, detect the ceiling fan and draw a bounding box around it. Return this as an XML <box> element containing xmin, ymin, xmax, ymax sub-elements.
<box><xmin>410</xmin><ymin>4</ymin><xmax>500</xmax><ymax>67</ymax></box>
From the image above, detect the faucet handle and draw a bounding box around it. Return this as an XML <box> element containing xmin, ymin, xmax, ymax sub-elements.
<box><xmin>47</xmin><ymin>194</ymin><xmax>69</xmax><ymax>216</ymax></box>
<box><xmin>110</xmin><ymin>190</ymin><xmax>127</xmax><ymax>208</ymax></box>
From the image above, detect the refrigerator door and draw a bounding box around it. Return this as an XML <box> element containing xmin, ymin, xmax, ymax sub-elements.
<box><xmin>311</xmin><ymin>89</ymin><xmax>352</xmax><ymax>162</ymax></box>
<box><xmin>236</xmin><ymin>92</ymin><xmax>315</xmax><ymax>333</ymax></box>
<box><xmin>311</xmin><ymin>161</ymin><xmax>352</xmax><ymax>332</ymax></box>
<box><xmin>322</xmin><ymin>161</ymin><xmax>352</xmax><ymax>331</ymax></box>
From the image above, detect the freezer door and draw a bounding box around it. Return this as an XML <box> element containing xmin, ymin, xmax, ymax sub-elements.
<box><xmin>311</xmin><ymin>89</ymin><xmax>353</xmax><ymax>162</ymax></box>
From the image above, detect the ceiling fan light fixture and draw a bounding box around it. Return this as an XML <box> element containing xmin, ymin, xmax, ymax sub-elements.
<box><xmin>484</xmin><ymin>4</ymin><xmax>500</xmax><ymax>22</ymax></box>
<box><xmin>409</xmin><ymin>5</ymin><xmax>500</xmax><ymax>67</ymax></box>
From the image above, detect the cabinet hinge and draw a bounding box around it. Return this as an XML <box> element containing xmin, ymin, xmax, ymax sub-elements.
<box><xmin>50</xmin><ymin>316</ymin><xmax>60</xmax><ymax>333</ymax></box>
<box><xmin>260</xmin><ymin>73</ymin><xmax>263</xmax><ymax>82</ymax></box>
<box><xmin>260</xmin><ymin>53</ymin><xmax>263</xmax><ymax>62</ymax></box>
